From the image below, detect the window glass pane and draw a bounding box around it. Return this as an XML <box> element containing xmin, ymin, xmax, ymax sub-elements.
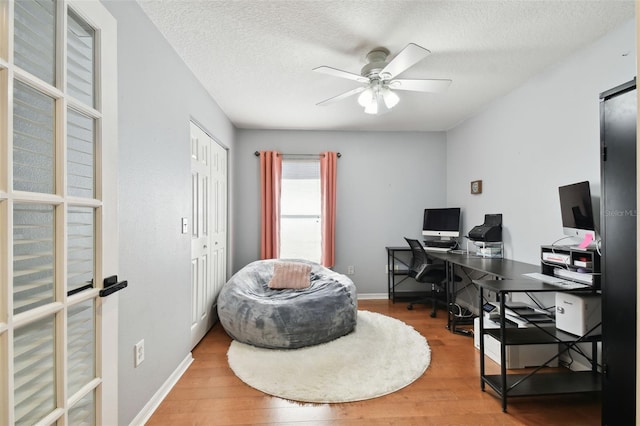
<box><xmin>281</xmin><ymin>160</ymin><xmax>321</xmax><ymax>215</ymax></box>
<box><xmin>68</xmin><ymin>299</ymin><xmax>95</xmax><ymax>396</ymax></box>
<box><xmin>67</xmin><ymin>206</ymin><xmax>94</xmax><ymax>294</ymax></box>
<box><xmin>14</xmin><ymin>0</ymin><xmax>56</xmax><ymax>85</ymax></box>
<box><xmin>67</xmin><ymin>9</ymin><xmax>95</xmax><ymax>107</ymax></box>
<box><xmin>14</xmin><ymin>315</ymin><xmax>56</xmax><ymax>425</ymax></box>
<box><xmin>13</xmin><ymin>81</ymin><xmax>55</xmax><ymax>194</ymax></box>
<box><xmin>279</xmin><ymin>216</ymin><xmax>321</xmax><ymax>263</ymax></box>
<box><xmin>68</xmin><ymin>390</ymin><xmax>95</xmax><ymax>426</ymax></box>
<box><xmin>13</xmin><ymin>204</ymin><xmax>55</xmax><ymax>314</ymax></box>
<box><xmin>280</xmin><ymin>159</ymin><xmax>321</xmax><ymax>263</ymax></box>
<box><xmin>67</xmin><ymin>109</ymin><xmax>95</xmax><ymax>198</ymax></box>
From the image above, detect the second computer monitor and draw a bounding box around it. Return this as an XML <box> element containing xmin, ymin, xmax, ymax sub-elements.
<box><xmin>422</xmin><ymin>208</ymin><xmax>461</xmax><ymax>239</ymax></box>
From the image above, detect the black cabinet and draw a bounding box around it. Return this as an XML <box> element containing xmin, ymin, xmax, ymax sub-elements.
<box><xmin>600</xmin><ymin>78</ymin><xmax>636</xmax><ymax>425</ymax></box>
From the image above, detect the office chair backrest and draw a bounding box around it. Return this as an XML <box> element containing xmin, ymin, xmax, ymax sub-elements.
<box><xmin>404</xmin><ymin>237</ymin><xmax>432</xmax><ymax>281</ymax></box>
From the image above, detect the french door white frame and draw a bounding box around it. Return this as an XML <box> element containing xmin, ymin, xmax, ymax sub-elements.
<box><xmin>0</xmin><ymin>0</ymin><xmax>118</xmax><ymax>424</ymax></box>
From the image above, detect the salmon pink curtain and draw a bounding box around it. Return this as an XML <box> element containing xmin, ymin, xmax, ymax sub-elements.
<box><xmin>320</xmin><ymin>152</ymin><xmax>338</xmax><ymax>267</ymax></box>
<box><xmin>260</xmin><ymin>151</ymin><xmax>282</xmax><ymax>259</ymax></box>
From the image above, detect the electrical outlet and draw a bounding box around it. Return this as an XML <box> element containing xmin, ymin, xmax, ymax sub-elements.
<box><xmin>347</xmin><ymin>265</ymin><xmax>355</xmax><ymax>275</ymax></box>
<box><xmin>134</xmin><ymin>339</ymin><xmax>145</xmax><ymax>367</ymax></box>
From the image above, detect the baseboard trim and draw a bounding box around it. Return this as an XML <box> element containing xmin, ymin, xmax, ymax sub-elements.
<box><xmin>358</xmin><ymin>293</ymin><xmax>388</xmax><ymax>300</ymax></box>
<box><xmin>129</xmin><ymin>353</ymin><xmax>194</xmax><ymax>426</ymax></box>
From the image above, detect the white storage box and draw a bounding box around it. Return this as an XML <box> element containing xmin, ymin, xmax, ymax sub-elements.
<box><xmin>474</xmin><ymin>317</ymin><xmax>558</xmax><ymax>368</ymax></box>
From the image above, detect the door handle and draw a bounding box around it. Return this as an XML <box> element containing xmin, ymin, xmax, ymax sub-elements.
<box><xmin>100</xmin><ymin>275</ymin><xmax>128</xmax><ymax>297</ymax></box>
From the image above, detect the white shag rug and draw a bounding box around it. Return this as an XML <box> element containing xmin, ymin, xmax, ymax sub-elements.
<box><xmin>227</xmin><ymin>310</ymin><xmax>431</xmax><ymax>403</ymax></box>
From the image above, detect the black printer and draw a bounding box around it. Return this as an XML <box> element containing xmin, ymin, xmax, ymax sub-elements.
<box><xmin>468</xmin><ymin>214</ymin><xmax>502</xmax><ymax>242</ymax></box>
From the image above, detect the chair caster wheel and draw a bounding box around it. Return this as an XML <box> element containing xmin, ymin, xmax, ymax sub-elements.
<box><xmin>430</xmin><ymin>312</ymin><xmax>436</xmax><ymax>318</ymax></box>
<box><xmin>407</xmin><ymin>305</ymin><xmax>414</xmax><ymax>310</ymax></box>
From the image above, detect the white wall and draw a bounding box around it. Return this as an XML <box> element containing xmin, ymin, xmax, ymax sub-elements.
<box><xmin>102</xmin><ymin>2</ymin><xmax>235</xmax><ymax>424</ymax></box>
<box><xmin>447</xmin><ymin>19</ymin><xmax>636</xmax><ymax>265</ymax></box>
<box><xmin>233</xmin><ymin>130</ymin><xmax>446</xmax><ymax>295</ymax></box>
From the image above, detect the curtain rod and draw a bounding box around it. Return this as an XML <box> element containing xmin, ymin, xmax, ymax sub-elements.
<box><xmin>254</xmin><ymin>151</ymin><xmax>341</xmax><ymax>158</ymax></box>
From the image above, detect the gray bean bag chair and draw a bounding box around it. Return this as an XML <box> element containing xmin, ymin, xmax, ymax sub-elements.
<box><xmin>217</xmin><ymin>259</ymin><xmax>358</xmax><ymax>349</ymax></box>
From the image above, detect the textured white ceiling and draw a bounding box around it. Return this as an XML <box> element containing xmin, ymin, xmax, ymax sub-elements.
<box><xmin>137</xmin><ymin>0</ymin><xmax>635</xmax><ymax>131</ymax></box>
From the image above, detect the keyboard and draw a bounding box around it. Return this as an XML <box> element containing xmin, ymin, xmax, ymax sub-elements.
<box><xmin>423</xmin><ymin>246</ymin><xmax>452</xmax><ymax>253</ymax></box>
<box><xmin>522</xmin><ymin>272</ymin><xmax>589</xmax><ymax>290</ymax></box>
<box><xmin>424</xmin><ymin>240</ymin><xmax>457</xmax><ymax>248</ymax></box>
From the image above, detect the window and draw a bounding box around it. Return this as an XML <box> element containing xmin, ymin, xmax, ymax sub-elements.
<box><xmin>279</xmin><ymin>159</ymin><xmax>321</xmax><ymax>263</ymax></box>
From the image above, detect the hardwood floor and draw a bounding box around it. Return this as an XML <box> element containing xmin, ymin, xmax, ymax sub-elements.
<box><xmin>147</xmin><ymin>300</ymin><xmax>601</xmax><ymax>425</ymax></box>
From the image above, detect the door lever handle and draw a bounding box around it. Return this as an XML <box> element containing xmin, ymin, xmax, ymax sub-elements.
<box><xmin>100</xmin><ymin>275</ymin><xmax>128</xmax><ymax>297</ymax></box>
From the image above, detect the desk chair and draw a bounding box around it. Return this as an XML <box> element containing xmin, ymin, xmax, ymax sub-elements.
<box><xmin>404</xmin><ymin>237</ymin><xmax>448</xmax><ymax>318</ymax></box>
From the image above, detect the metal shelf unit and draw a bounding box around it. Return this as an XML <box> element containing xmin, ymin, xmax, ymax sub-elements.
<box><xmin>476</xmin><ymin>279</ymin><xmax>602</xmax><ymax>412</ymax></box>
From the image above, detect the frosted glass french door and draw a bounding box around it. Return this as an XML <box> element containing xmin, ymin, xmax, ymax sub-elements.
<box><xmin>0</xmin><ymin>1</ymin><xmax>119</xmax><ymax>424</ymax></box>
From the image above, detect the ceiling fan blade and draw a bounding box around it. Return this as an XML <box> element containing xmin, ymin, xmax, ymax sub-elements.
<box><xmin>380</xmin><ymin>43</ymin><xmax>431</xmax><ymax>79</ymax></box>
<box><xmin>316</xmin><ymin>86</ymin><xmax>366</xmax><ymax>106</ymax></box>
<box><xmin>313</xmin><ymin>66</ymin><xmax>369</xmax><ymax>83</ymax></box>
<box><xmin>389</xmin><ymin>78</ymin><xmax>452</xmax><ymax>93</ymax></box>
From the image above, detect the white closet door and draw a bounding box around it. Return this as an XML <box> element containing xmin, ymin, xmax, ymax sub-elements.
<box><xmin>190</xmin><ymin>122</ymin><xmax>227</xmax><ymax>348</ymax></box>
<box><xmin>210</xmin><ymin>139</ymin><xmax>228</xmax><ymax>316</ymax></box>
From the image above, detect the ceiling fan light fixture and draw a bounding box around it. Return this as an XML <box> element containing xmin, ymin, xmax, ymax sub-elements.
<box><xmin>364</xmin><ymin>99</ymin><xmax>378</xmax><ymax>114</ymax></box>
<box><xmin>314</xmin><ymin>43</ymin><xmax>450</xmax><ymax>114</ymax></box>
<box><xmin>359</xmin><ymin>82</ymin><xmax>398</xmax><ymax>115</ymax></box>
<box><xmin>357</xmin><ymin>87</ymin><xmax>374</xmax><ymax>107</ymax></box>
<box><xmin>381</xmin><ymin>87</ymin><xmax>400</xmax><ymax>109</ymax></box>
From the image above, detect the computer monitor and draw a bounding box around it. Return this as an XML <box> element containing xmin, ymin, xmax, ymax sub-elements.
<box><xmin>558</xmin><ymin>181</ymin><xmax>596</xmax><ymax>245</ymax></box>
<box><xmin>422</xmin><ymin>208</ymin><xmax>461</xmax><ymax>239</ymax></box>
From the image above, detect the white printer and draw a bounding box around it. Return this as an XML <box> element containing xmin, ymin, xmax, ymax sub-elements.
<box><xmin>555</xmin><ymin>293</ymin><xmax>601</xmax><ymax>336</ymax></box>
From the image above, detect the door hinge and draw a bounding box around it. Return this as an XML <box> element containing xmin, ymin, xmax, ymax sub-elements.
<box><xmin>602</xmin><ymin>145</ymin><xmax>608</xmax><ymax>161</ymax></box>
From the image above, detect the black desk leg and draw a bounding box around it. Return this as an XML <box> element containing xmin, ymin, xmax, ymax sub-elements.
<box><xmin>387</xmin><ymin>250</ymin><xmax>392</xmax><ymax>301</ymax></box>
<box><xmin>447</xmin><ymin>262</ymin><xmax>472</xmax><ymax>337</ymax></box>
<box><xmin>479</xmin><ymin>286</ymin><xmax>486</xmax><ymax>391</ymax></box>
<box><xmin>446</xmin><ymin>261</ymin><xmax>452</xmax><ymax>331</ymax></box>
<box><xmin>499</xmin><ymin>293</ymin><xmax>508</xmax><ymax>412</ymax></box>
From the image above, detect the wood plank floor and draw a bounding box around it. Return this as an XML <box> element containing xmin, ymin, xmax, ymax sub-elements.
<box><xmin>147</xmin><ymin>300</ymin><xmax>601</xmax><ymax>425</ymax></box>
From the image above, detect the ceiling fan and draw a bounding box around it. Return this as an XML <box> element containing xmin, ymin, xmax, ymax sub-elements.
<box><xmin>313</xmin><ymin>43</ymin><xmax>451</xmax><ymax>115</ymax></box>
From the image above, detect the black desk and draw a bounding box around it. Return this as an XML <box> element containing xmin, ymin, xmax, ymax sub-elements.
<box><xmin>434</xmin><ymin>252</ymin><xmax>539</xmax><ymax>280</ymax></box>
<box><xmin>475</xmin><ymin>279</ymin><xmax>601</xmax><ymax>411</ymax></box>
<box><xmin>385</xmin><ymin>246</ymin><xmax>538</xmax><ymax>332</ymax></box>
